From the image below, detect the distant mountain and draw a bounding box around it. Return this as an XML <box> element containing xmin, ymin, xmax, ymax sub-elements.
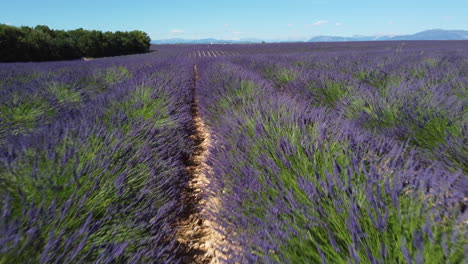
<box><xmin>307</xmin><ymin>36</ymin><xmax>391</xmax><ymax>42</ymax></box>
<box><xmin>390</xmin><ymin>29</ymin><xmax>468</xmax><ymax>40</ymax></box>
<box><xmin>309</xmin><ymin>29</ymin><xmax>468</xmax><ymax>42</ymax></box>
<box><xmin>152</xmin><ymin>30</ymin><xmax>468</xmax><ymax>44</ymax></box>
<box><xmin>152</xmin><ymin>38</ymin><xmax>260</xmax><ymax>44</ymax></box>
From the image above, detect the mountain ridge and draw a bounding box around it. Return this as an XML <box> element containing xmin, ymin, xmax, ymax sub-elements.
<box><xmin>308</xmin><ymin>29</ymin><xmax>468</xmax><ymax>42</ymax></box>
<box><xmin>152</xmin><ymin>38</ymin><xmax>260</xmax><ymax>44</ymax></box>
<box><xmin>152</xmin><ymin>29</ymin><xmax>468</xmax><ymax>44</ymax></box>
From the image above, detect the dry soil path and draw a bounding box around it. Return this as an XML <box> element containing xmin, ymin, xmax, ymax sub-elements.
<box><xmin>176</xmin><ymin>65</ymin><xmax>230</xmax><ymax>264</ymax></box>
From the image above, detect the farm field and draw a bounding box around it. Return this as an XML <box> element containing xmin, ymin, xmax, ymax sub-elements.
<box><xmin>0</xmin><ymin>41</ymin><xmax>467</xmax><ymax>264</ymax></box>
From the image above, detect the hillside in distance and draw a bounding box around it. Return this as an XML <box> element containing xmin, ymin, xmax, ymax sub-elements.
<box><xmin>152</xmin><ymin>29</ymin><xmax>468</xmax><ymax>44</ymax></box>
<box><xmin>309</xmin><ymin>29</ymin><xmax>468</xmax><ymax>42</ymax></box>
<box><xmin>152</xmin><ymin>38</ymin><xmax>261</xmax><ymax>44</ymax></box>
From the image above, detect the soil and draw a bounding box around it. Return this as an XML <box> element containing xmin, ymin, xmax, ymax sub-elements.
<box><xmin>175</xmin><ymin>64</ymin><xmax>229</xmax><ymax>264</ymax></box>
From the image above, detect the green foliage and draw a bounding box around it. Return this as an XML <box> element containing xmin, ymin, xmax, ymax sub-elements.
<box><xmin>292</xmin><ymin>60</ymin><xmax>306</xmax><ymax>67</ymax></box>
<box><xmin>410</xmin><ymin>67</ymin><xmax>426</xmax><ymax>79</ymax></box>
<box><xmin>275</xmin><ymin>68</ymin><xmax>298</xmax><ymax>86</ymax></box>
<box><xmin>102</xmin><ymin>85</ymin><xmax>175</xmax><ymax>134</ymax></box>
<box><xmin>48</xmin><ymin>82</ymin><xmax>82</xmax><ymax>105</ymax></box>
<box><xmin>217</xmin><ymin>80</ymin><xmax>257</xmax><ymax>114</ymax></box>
<box><xmin>263</xmin><ymin>67</ymin><xmax>298</xmax><ymax>86</ymax></box>
<box><xmin>0</xmin><ymin>94</ymin><xmax>54</xmax><ymax>136</ymax></box>
<box><xmin>101</xmin><ymin>66</ymin><xmax>132</xmax><ymax>85</ymax></box>
<box><xmin>0</xmin><ymin>24</ymin><xmax>151</xmax><ymax>62</ymax></box>
<box><xmin>308</xmin><ymin>80</ymin><xmax>351</xmax><ymax>106</ymax></box>
<box><xmin>79</xmin><ymin>66</ymin><xmax>132</xmax><ymax>95</ymax></box>
<box><xmin>354</xmin><ymin>70</ymin><xmax>389</xmax><ymax>89</ymax></box>
<box><xmin>409</xmin><ymin>111</ymin><xmax>460</xmax><ymax>149</ymax></box>
<box><xmin>345</xmin><ymin>97</ymin><xmax>401</xmax><ymax>129</ymax></box>
<box><xmin>422</xmin><ymin>58</ymin><xmax>438</xmax><ymax>67</ymax></box>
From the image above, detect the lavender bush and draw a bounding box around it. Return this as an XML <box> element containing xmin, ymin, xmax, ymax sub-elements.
<box><xmin>0</xmin><ymin>54</ymin><xmax>195</xmax><ymax>263</ymax></box>
<box><xmin>197</xmin><ymin>45</ymin><xmax>466</xmax><ymax>263</ymax></box>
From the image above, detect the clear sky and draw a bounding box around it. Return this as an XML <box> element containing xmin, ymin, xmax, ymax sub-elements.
<box><xmin>1</xmin><ymin>0</ymin><xmax>467</xmax><ymax>40</ymax></box>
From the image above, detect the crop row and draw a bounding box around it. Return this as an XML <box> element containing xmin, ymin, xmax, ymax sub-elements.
<box><xmin>228</xmin><ymin>47</ymin><xmax>467</xmax><ymax>173</ymax></box>
<box><xmin>184</xmin><ymin>40</ymin><xmax>468</xmax><ymax>58</ymax></box>
<box><xmin>195</xmin><ymin>45</ymin><xmax>466</xmax><ymax>263</ymax></box>
<box><xmin>0</xmin><ymin>58</ymin><xmax>195</xmax><ymax>263</ymax></box>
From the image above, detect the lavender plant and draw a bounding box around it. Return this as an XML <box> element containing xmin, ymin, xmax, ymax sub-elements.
<box><xmin>197</xmin><ymin>56</ymin><xmax>466</xmax><ymax>263</ymax></box>
<box><xmin>0</xmin><ymin>55</ymin><xmax>195</xmax><ymax>263</ymax></box>
<box><xmin>227</xmin><ymin>45</ymin><xmax>467</xmax><ymax>173</ymax></box>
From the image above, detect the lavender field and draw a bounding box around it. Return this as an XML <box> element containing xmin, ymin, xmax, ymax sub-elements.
<box><xmin>0</xmin><ymin>41</ymin><xmax>467</xmax><ymax>263</ymax></box>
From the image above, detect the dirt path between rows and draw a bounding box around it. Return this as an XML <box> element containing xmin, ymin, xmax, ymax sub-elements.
<box><xmin>176</xmin><ymin>64</ymin><xmax>228</xmax><ymax>264</ymax></box>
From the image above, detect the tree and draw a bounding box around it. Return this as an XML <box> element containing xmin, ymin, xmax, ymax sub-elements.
<box><xmin>0</xmin><ymin>24</ymin><xmax>152</xmax><ymax>62</ymax></box>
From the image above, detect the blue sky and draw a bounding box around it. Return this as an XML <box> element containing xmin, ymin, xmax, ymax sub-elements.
<box><xmin>1</xmin><ymin>0</ymin><xmax>467</xmax><ymax>40</ymax></box>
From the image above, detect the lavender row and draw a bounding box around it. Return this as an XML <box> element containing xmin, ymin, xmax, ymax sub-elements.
<box><xmin>196</xmin><ymin>58</ymin><xmax>466</xmax><ymax>263</ymax></box>
<box><xmin>0</xmin><ymin>57</ymin><xmax>195</xmax><ymax>263</ymax></box>
<box><xmin>226</xmin><ymin>45</ymin><xmax>467</xmax><ymax>174</ymax></box>
<box><xmin>185</xmin><ymin>40</ymin><xmax>468</xmax><ymax>58</ymax></box>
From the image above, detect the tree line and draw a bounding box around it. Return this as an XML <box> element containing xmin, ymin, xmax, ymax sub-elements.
<box><xmin>0</xmin><ymin>24</ymin><xmax>151</xmax><ymax>62</ymax></box>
